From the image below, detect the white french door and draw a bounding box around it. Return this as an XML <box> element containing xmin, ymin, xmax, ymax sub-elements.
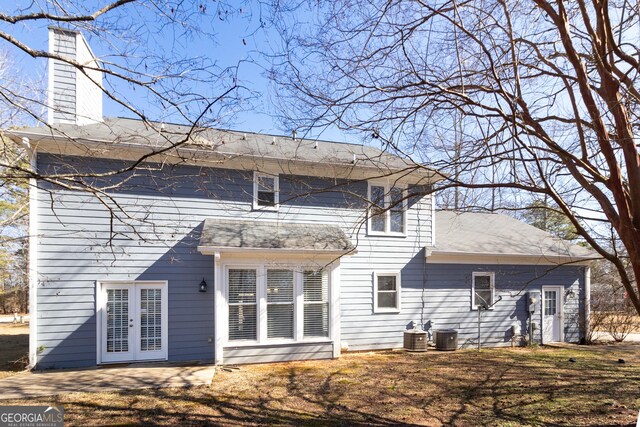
<box><xmin>99</xmin><ymin>281</ymin><xmax>168</xmax><ymax>363</ymax></box>
<box><xmin>542</xmin><ymin>286</ymin><xmax>563</xmax><ymax>343</ymax></box>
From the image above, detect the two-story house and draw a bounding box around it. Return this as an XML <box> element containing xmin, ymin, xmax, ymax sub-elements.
<box><xmin>7</xmin><ymin>28</ymin><xmax>593</xmax><ymax>370</ymax></box>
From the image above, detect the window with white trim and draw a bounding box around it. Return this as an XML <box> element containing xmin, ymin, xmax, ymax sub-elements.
<box><xmin>303</xmin><ymin>270</ymin><xmax>329</xmax><ymax>337</ymax></box>
<box><xmin>253</xmin><ymin>172</ymin><xmax>279</xmax><ymax>209</ymax></box>
<box><xmin>472</xmin><ymin>272</ymin><xmax>494</xmax><ymax>310</ymax></box>
<box><xmin>368</xmin><ymin>183</ymin><xmax>406</xmax><ymax>235</ymax></box>
<box><xmin>373</xmin><ymin>272</ymin><xmax>401</xmax><ymax>313</ymax></box>
<box><xmin>227</xmin><ymin>266</ymin><xmax>331</xmax><ymax>343</ymax></box>
<box><xmin>228</xmin><ymin>269</ymin><xmax>257</xmax><ymax>340</ymax></box>
<box><xmin>267</xmin><ymin>269</ymin><xmax>294</xmax><ymax>339</ymax></box>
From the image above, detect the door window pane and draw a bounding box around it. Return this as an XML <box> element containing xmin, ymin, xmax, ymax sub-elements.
<box><xmin>106</xmin><ymin>288</ymin><xmax>129</xmax><ymax>353</ymax></box>
<box><xmin>545</xmin><ymin>291</ymin><xmax>557</xmax><ymax>316</ymax></box>
<box><xmin>140</xmin><ymin>288</ymin><xmax>162</xmax><ymax>351</ymax></box>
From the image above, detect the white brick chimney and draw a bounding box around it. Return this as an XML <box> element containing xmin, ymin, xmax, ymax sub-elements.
<box><xmin>47</xmin><ymin>27</ymin><xmax>103</xmax><ymax>125</ymax></box>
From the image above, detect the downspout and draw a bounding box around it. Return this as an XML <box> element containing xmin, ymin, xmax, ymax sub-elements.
<box><xmin>584</xmin><ymin>266</ymin><xmax>591</xmax><ymax>340</ymax></box>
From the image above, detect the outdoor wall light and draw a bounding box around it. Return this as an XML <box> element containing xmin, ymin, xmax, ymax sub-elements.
<box><xmin>566</xmin><ymin>289</ymin><xmax>576</xmax><ymax>299</ymax></box>
<box><xmin>199</xmin><ymin>278</ymin><xmax>208</xmax><ymax>293</ymax></box>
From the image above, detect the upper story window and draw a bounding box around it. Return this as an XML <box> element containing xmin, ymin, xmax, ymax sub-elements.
<box><xmin>253</xmin><ymin>172</ymin><xmax>279</xmax><ymax>210</ymax></box>
<box><xmin>472</xmin><ymin>272</ymin><xmax>495</xmax><ymax>310</ymax></box>
<box><xmin>368</xmin><ymin>182</ymin><xmax>406</xmax><ymax>235</ymax></box>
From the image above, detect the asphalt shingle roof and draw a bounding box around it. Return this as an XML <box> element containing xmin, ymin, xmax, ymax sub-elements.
<box><xmin>10</xmin><ymin>117</ymin><xmax>438</xmax><ymax>178</ymax></box>
<box><xmin>432</xmin><ymin>211</ymin><xmax>594</xmax><ymax>260</ymax></box>
<box><xmin>199</xmin><ymin>218</ymin><xmax>355</xmax><ymax>253</ymax></box>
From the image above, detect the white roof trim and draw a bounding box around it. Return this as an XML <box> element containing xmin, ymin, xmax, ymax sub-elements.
<box><xmin>198</xmin><ymin>246</ymin><xmax>357</xmax><ymax>256</ymax></box>
<box><xmin>425</xmin><ymin>248</ymin><xmax>594</xmax><ymax>266</ymax></box>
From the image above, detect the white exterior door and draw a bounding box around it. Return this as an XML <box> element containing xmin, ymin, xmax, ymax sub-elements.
<box><xmin>99</xmin><ymin>281</ymin><xmax>168</xmax><ymax>363</ymax></box>
<box><xmin>542</xmin><ymin>286</ymin><xmax>563</xmax><ymax>343</ymax></box>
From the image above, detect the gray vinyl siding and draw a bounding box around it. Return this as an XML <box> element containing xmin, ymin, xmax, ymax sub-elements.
<box><xmin>35</xmin><ymin>153</ymin><xmax>433</xmax><ymax>368</ymax></box>
<box><xmin>51</xmin><ymin>30</ymin><xmax>76</xmax><ymax>124</ymax></box>
<box><xmin>341</xmin><ymin>261</ymin><xmax>584</xmax><ymax>351</ymax></box>
<box><xmin>35</xmin><ymin>152</ymin><xmax>584</xmax><ymax>368</ymax></box>
<box><xmin>223</xmin><ymin>342</ymin><xmax>334</xmax><ymax>365</ymax></box>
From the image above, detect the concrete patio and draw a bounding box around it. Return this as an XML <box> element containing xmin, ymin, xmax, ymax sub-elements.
<box><xmin>0</xmin><ymin>362</ymin><xmax>215</xmax><ymax>400</ymax></box>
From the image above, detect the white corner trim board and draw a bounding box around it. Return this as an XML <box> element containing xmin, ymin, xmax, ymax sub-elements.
<box><xmin>26</xmin><ymin>140</ymin><xmax>38</xmax><ymax>368</ymax></box>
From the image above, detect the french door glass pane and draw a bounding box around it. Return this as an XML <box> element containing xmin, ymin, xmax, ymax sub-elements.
<box><xmin>106</xmin><ymin>288</ymin><xmax>129</xmax><ymax>353</ymax></box>
<box><xmin>140</xmin><ymin>288</ymin><xmax>162</xmax><ymax>351</ymax></box>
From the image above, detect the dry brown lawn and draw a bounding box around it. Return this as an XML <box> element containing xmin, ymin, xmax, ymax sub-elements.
<box><xmin>2</xmin><ymin>345</ymin><xmax>640</xmax><ymax>426</ymax></box>
<box><xmin>0</xmin><ymin>322</ymin><xmax>29</xmax><ymax>379</ymax></box>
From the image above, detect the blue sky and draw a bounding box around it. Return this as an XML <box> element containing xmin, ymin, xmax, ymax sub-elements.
<box><xmin>1</xmin><ymin>2</ymin><xmax>351</xmax><ymax>143</ymax></box>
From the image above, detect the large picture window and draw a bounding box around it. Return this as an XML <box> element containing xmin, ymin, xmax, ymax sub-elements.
<box><xmin>227</xmin><ymin>266</ymin><xmax>331</xmax><ymax>343</ymax></box>
<box><xmin>368</xmin><ymin>183</ymin><xmax>406</xmax><ymax>235</ymax></box>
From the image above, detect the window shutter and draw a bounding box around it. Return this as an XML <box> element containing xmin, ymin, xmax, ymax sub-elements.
<box><xmin>228</xmin><ymin>269</ymin><xmax>257</xmax><ymax>340</ymax></box>
<box><xmin>303</xmin><ymin>270</ymin><xmax>329</xmax><ymax>338</ymax></box>
<box><xmin>267</xmin><ymin>269</ymin><xmax>294</xmax><ymax>339</ymax></box>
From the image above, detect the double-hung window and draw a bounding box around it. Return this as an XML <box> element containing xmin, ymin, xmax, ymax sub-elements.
<box><xmin>253</xmin><ymin>172</ymin><xmax>279</xmax><ymax>210</ymax></box>
<box><xmin>373</xmin><ymin>272</ymin><xmax>401</xmax><ymax>313</ymax></box>
<box><xmin>228</xmin><ymin>269</ymin><xmax>258</xmax><ymax>340</ymax></box>
<box><xmin>368</xmin><ymin>183</ymin><xmax>406</xmax><ymax>235</ymax></box>
<box><xmin>267</xmin><ymin>269</ymin><xmax>295</xmax><ymax>339</ymax></box>
<box><xmin>303</xmin><ymin>270</ymin><xmax>329</xmax><ymax>338</ymax></box>
<box><xmin>472</xmin><ymin>272</ymin><xmax>494</xmax><ymax>310</ymax></box>
<box><xmin>227</xmin><ymin>266</ymin><xmax>330</xmax><ymax>343</ymax></box>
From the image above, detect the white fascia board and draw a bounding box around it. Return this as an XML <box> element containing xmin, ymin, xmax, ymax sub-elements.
<box><xmin>425</xmin><ymin>249</ymin><xmax>594</xmax><ymax>266</ymax></box>
<box><xmin>198</xmin><ymin>246</ymin><xmax>357</xmax><ymax>257</ymax></box>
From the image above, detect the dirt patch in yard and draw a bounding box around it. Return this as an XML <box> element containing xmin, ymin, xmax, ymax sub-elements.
<box><xmin>3</xmin><ymin>346</ymin><xmax>640</xmax><ymax>426</ymax></box>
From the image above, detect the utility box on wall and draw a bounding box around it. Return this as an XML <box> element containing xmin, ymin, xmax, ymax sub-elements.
<box><xmin>527</xmin><ymin>291</ymin><xmax>541</xmax><ymax>313</ymax></box>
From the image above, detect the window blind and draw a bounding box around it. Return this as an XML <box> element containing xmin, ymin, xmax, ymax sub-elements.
<box><xmin>228</xmin><ymin>269</ymin><xmax>257</xmax><ymax>340</ymax></box>
<box><xmin>303</xmin><ymin>270</ymin><xmax>329</xmax><ymax>338</ymax></box>
<box><xmin>267</xmin><ymin>269</ymin><xmax>294</xmax><ymax>339</ymax></box>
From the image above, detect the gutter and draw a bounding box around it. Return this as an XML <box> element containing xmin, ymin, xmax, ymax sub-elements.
<box><xmin>6</xmin><ymin>128</ymin><xmax>446</xmax><ymax>184</ymax></box>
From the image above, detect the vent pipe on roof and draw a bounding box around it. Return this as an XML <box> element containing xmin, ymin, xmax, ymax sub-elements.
<box><xmin>48</xmin><ymin>27</ymin><xmax>103</xmax><ymax>126</ymax></box>
<box><xmin>292</xmin><ymin>129</ymin><xmax>297</xmax><ymax>141</ymax></box>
